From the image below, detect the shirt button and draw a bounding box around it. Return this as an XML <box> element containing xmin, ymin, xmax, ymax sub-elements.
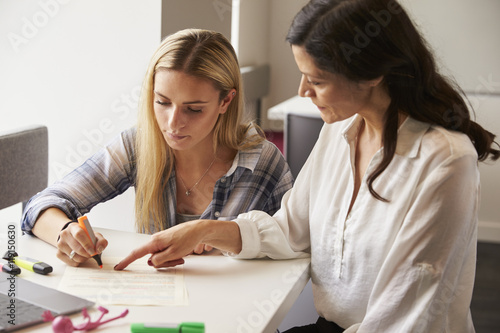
<box><xmin>220</xmin><ymin>177</ymin><xmax>226</xmax><ymax>183</ymax></box>
<box><xmin>214</xmin><ymin>211</ymin><xmax>221</xmax><ymax>218</ymax></box>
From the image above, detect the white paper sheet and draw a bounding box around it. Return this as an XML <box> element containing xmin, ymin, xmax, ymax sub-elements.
<box><xmin>58</xmin><ymin>257</ymin><xmax>188</xmax><ymax>306</ymax></box>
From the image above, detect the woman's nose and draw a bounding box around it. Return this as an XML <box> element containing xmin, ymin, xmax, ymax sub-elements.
<box><xmin>168</xmin><ymin>106</ymin><xmax>186</xmax><ymax>130</ymax></box>
<box><xmin>298</xmin><ymin>75</ymin><xmax>314</xmax><ymax>98</ymax></box>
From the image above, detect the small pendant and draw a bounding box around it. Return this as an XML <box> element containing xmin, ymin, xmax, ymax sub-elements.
<box><xmin>185</xmin><ymin>190</ymin><xmax>191</xmax><ymax>196</ymax></box>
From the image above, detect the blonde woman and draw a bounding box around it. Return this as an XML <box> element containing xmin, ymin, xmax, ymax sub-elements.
<box><xmin>22</xmin><ymin>29</ymin><xmax>293</xmax><ymax>266</ymax></box>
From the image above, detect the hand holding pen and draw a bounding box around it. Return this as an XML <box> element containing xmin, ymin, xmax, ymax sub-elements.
<box><xmin>56</xmin><ymin>215</ymin><xmax>108</xmax><ymax>267</ymax></box>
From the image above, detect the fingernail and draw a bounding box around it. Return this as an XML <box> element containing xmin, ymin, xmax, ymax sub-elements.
<box><xmin>147</xmin><ymin>258</ymin><xmax>153</xmax><ymax>266</ymax></box>
<box><xmin>113</xmin><ymin>264</ymin><xmax>118</xmax><ymax>270</ymax></box>
<box><xmin>97</xmin><ymin>246</ymin><xmax>104</xmax><ymax>253</ymax></box>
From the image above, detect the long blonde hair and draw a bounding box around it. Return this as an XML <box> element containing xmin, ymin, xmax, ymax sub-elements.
<box><xmin>135</xmin><ymin>29</ymin><xmax>263</xmax><ymax>233</ymax></box>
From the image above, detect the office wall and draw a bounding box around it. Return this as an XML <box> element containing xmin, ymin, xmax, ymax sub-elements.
<box><xmin>400</xmin><ymin>0</ymin><xmax>500</xmax><ymax>95</ymax></box>
<box><xmin>236</xmin><ymin>0</ymin><xmax>308</xmax><ymax>130</ymax></box>
<box><xmin>161</xmin><ymin>0</ymin><xmax>232</xmax><ymax>40</ymax></box>
<box><xmin>233</xmin><ymin>0</ymin><xmax>270</xmax><ymax>67</ymax></box>
<box><xmin>0</xmin><ymin>0</ymin><xmax>162</xmax><ymax>231</ymax></box>
<box><xmin>265</xmin><ymin>0</ymin><xmax>309</xmax><ymax>130</ymax></box>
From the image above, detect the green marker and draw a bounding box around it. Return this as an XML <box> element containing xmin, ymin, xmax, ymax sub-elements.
<box><xmin>130</xmin><ymin>322</ymin><xmax>204</xmax><ymax>333</ymax></box>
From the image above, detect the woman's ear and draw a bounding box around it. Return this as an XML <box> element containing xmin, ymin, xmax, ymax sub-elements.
<box><xmin>368</xmin><ymin>76</ymin><xmax>384</xmax><ymax>87</ymax></box>
<box><xmin>357</xmin><ymin>76</ymin><xmax>384</xmax><ymax>92</ymax></box>
<box><xmin>219</xmin><ymin>89</ymin><xmax>236</xmax><ymax>114</ymax></box>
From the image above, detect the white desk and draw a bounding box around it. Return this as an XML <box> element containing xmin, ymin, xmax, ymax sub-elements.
<box><xmin>267</xmin><ymin>95</ymin><xmax>320</xmax><ymax>121</ymax></box>
<box><xmin>268</xmin><ymin>95</ymin><xmax>324</xmax><ymax>180</ymax></box>
<box><xmin>11</xmin><ymin>227</ymin><xmax>310</xmax><ymax>333</ymax></box>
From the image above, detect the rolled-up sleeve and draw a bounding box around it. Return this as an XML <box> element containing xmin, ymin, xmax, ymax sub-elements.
<box><xmin>21</xmin><ymin>128</ymin><xmax>136</xmax><ymax>234</ymax></box>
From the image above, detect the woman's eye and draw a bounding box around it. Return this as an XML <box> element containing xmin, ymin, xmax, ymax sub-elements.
<box><xmin>155</xmin><ymin>100</ymin><xmax>170</xmax><ymax>106</ymax></box>
<box><xmin>307</xmin><ymin>80</ymin><xmax>321</xmax><ymax>86</ymax></box>
<box><xmin>187</xmin><ymin>107</ymin><xmax>202</xmax><ymax>113</ymax></box>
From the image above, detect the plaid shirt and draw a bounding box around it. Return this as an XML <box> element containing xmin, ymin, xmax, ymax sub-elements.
<box><xmin>21</xmin><ymin>127</ymin><xmax>293</xmax><ymax>234</ymax></box>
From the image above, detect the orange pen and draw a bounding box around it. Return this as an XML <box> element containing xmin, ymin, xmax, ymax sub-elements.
<box><xmin>77</xmin><ymin>216</ymin><xmax>103</xmax><ymax>268</ymax></box>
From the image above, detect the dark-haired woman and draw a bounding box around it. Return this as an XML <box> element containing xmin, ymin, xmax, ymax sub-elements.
<box><xmin>115</xmin><ymin>1</ymin><xmax>499</xmax><ymax>331</ymax></box>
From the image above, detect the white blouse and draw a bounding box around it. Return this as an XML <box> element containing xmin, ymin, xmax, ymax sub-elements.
<box><xmin>234</xmin><ymin>114</ymin><xmax>478</xmax><ymax>332</ymax></box>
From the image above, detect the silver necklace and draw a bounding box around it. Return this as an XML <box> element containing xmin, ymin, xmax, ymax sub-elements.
<box><xmin>178</xmin><ymin>156</ymin><xmax>216</xmax><ymax>196</ymax></box>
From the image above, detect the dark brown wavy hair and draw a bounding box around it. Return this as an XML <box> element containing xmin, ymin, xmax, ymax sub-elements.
<box><xmin>287</xmin><ymin>0</ymin><xmax>499</xmax><ymax>201</ymax></box>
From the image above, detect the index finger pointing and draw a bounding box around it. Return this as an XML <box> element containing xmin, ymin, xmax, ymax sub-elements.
<box><xmin>114</xmin><ymin>244</ymin><xmax>154</xmax><ymax>271</ymax></box>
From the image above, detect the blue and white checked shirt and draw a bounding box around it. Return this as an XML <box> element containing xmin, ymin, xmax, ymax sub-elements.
<box><xmin>21</xmin><ymin>127</ymin><xmax>293</xmax><ymax>234</ymax></box>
